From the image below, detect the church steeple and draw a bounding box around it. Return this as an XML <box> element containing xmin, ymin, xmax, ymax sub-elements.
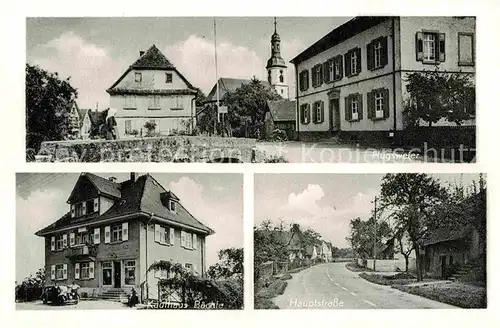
<box><xmin>266</xmin><ymin>17</ymin><xmax>289</xmax><ymax>99</ymax></box>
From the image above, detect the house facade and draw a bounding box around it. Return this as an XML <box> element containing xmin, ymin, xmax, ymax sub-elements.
<box><xmin>35</xmin><ymin>173</ymin><xmax>214</xmax><ymax>301</ymax></box>
<box><xmin>107</xmin><ymin>45</ymin><xmax>198</xmax><ymax>138</ymax></box>
<box><xmin>263</xmin><ymin>99</ymin><xmax>297</xmax><ymax>140</ymax></box>
<box><xmin>68</xmin><ymin>101</ymin><xmax>91</xmax><ymax>139</ymax></box>
<box><xmin>291</xmin><ymin>16</ymin><xmax>475</xmax><ymax>142</ymax></box>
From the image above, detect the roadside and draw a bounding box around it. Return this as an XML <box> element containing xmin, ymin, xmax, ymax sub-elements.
<box><xmin>16</xmin><ymin>300</ymin><xmax>131</xmax><ymax>310</ymax></box>
<box><xmin>345</xmin><ymin>261</ymin><xmax>373</xmax><ymax>272</ymax></box>
<box><xmin>358</xmin><ymin>272</ymin><xmax>486</xmax><ymax>308</ymax></box>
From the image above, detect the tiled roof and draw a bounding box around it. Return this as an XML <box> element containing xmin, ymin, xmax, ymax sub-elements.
<box><xmin>206</xmin><ymin>78</ymin><xmax>271</xmax><ymax>102</ymax></box>
<box><xmin>131</xmin><ymin>44</ymin><xmax>175</xmax><ymax>70</ymax></box>
<box><xmin>36</xmin><ymin>174</ymin><xmax>213</xmax><ymax>236</ymax></box>
<box><xmin>84</xmin><ymin>173</ymin><xmax>122</xmax><ymax>199</ymax></box>
<box><xmin>107</xmin><ymin>88</ymin><xmax>197</xmax><ymax>96</ymax></box>
<box><xmin>266</xmin><ymin>99</ymin><xmax>296</xmax><ymax>121</ymax></box>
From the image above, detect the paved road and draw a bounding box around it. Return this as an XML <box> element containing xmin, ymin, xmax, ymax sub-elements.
<box><xmin>273</xmin><ymin>263</ymin><xmax>456</xmax><ymax>309</ymax></box>
<box><xmin>257</xmin><ymin>141</ymin><xmax>425</xmax><ymax>163</ymax></box>
<box><xmin>16</xmin><ymin>300</ymin><xmax>131</xmax><ymax>310</ymax></box>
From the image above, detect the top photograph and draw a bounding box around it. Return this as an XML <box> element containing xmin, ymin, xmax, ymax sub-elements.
<box><xmin>26</xmin><ymin>16</ymin><xmax>476</xmax><ymax>163</ymax></box>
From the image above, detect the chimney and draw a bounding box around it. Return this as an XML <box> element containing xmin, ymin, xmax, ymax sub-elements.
<box><xmin>130</xmin><ymin>172</ymin><xmax>136</xmax><ymax>182</ymax></box>
<box><xmin>139</xmin><ymin>51</ymin><xmax>145</xmax><ymax>57</ymax></box>
<box><xmin>108</xmin><ymin>177</ymin><xmax>117</xmax><ymax>182</ymax></box>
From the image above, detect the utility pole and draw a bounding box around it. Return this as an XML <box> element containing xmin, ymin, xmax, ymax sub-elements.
<box><xmin>373</xmin><ymin>196</ymin><xmax>378</xmax><ymax>271</ymax></box>
<box><xmin>213</xmin><ymin>17</ymin><xmax>222</xmax><ymax>137</ymax></box>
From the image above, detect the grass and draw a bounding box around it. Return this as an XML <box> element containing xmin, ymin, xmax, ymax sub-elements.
<box><xmin>345</xmin><ymin>262</ymin><xmax>373</xmax><ymax>272</ymax></box>
<box><xmin>395</xmin><ymin>282</ymin><xmax>486</xmax><ymax>308</ymax></box>
<box><xmin>254</xmin><ymin>279</ymin><xmax>288</xmax><ymax>309</ymax></box>
<box><xmin>359</xmin><ymin>272</ymin><xmax>417</xmax><ymax>286</ymax></box>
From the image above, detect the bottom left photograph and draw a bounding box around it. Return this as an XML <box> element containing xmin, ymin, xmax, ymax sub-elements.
<box><xmin>15</xmin><ymin>172</ymin><xmax>244</xmax><ymax>310</ymax></box>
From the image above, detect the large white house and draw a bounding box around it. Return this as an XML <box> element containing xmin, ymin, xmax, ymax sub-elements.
<box><xmin>290</xmin><ymin>17</ymin><xmax>475</xmax><ymax>142</ymax></box>
<box><xmin>107</xmin><ymin>45</ymin><xmax>198</xmax><ymax>137</ymax></box>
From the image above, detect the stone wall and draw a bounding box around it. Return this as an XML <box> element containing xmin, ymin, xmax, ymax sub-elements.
<box><xmin>36</xmin><ymin>136</ymin><xmax>256</xmax><ymax>163</ymax></box>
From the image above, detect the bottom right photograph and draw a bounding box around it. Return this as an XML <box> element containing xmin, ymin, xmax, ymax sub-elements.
<box><xmin>254</xmin><ymin>173</ymin><xmax>487</xmax><ymax>309</ymax></box>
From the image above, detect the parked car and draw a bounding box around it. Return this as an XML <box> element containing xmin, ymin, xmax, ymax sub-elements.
<box><xmin>41</xmin><ymin>285</ymin><xmax>79</xmax><ymax>305</ymax></box>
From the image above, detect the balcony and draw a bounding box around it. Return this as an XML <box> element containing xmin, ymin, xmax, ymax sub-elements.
<box><xmin>65</xmin><ymin>245</ymin><xmax>97</xmax><ymax>261</ymax></box>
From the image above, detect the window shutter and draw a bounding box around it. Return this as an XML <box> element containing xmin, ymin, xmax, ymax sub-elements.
<box><xmin>318</xmin><ymin>65</ymin><xmax>323</xmax><ymax>85</ymax></box>
<box><xmin>170</xmin><ymin>228</ymin><xmax>175</xmax><ymax>246</ymax></box>
<box><xmin>358</xmin><ymin>94</ymin><xmax>364</xmax><ymax>120</ymax></box>
<box><xmin>304</xmin><ymin>70</ymin><xmax>309</xmax><ymax>90</ymax></box>
<box><xmin>63</xmin><ymin>234</ymin><xmax>67</xmax><ymax>248</ymax></box>
<box><xmin>323</xmin><ymin>61</ymin><xmax>330</xmax><ymax>83</ymax></box>
<box><xmin>93</xmin><ymin>198</ymin><xmax>99</xmax><ymax>213</ymax></box>
<box><xmin>122</xmin><ymin>222</ymin><xmax>128</xmax><ymax>241</ymax></box>
<box><xmin>438</xmin><ymin>33</ymin><xmax>446</xmax><ymax>62</ymax></box>
<box><xmin>193</xmin><ymin>234</ymin><xmax>197</xmax><ymax>250</ymax></box>
<box><xmin>367</xmin><ymin>41</ymin><xmax>374</xmax><ymax>70</ymax></box>
<box><xmin>367</xmin><ymin>91</ymin><xmax>375</xmax><ymax>120</ymax></box>
<box><xmin>312</xmin><ymin>102</ymin><xmax>318</xmax><ymax>123</ymax></box>
<box><xmin>154</xmin><ymin>224</ymin><xmax>160</xmax><ymax>242</ymax></box>
<box><xmin>306</xmin><ymin>104</ymin><xmax>311</xmax><ymax>124</ymax></box>
<box><xmin>63</xmin><ymin>264</ymin><xmax>68</xmax><ymax>280</ymax></box>
<box><xmin>383</xmin><ymin>88</ymin><xmax>390</xmax><ymax>118</ymax></box>
<box><xmin>337</xmin><ymin>56</ymin><xmax>344</xmax><ymax>80</ymax></box>
<box><xmin>71</xmin><ymin>205</ymin><xmax>75</xmax><ymax>218</ymax></box>
<box><xmin>320</xmin><ymin>101</ymin><xmax>325</xmax><ymax>123</ymax></box>
<box><xmin>299</xmin><ymin>72</ymin><xmax>304</xmax><ymax>91</ymax></box>
<box><xmin>344</xmin><ymin>53</ymin><xmax>351</xmax><ymax>77</ymax></box>
<box><xmin>89</xmin><ymin>262</ymin><xmax>94</xmax><ymax>279</ymax></box>
<box><xmin>51</xmin><ymin>265</ymin><xmax>55</xmax><ymax>280</ymax></box>
<box><xmin>381</xmin><ymin>36</ymin><xmax>388</xmax><ymax>66</ymax></box>
<box><xmin>70</xmin><ymin>232</ymin><xmax>75</xmax><ymax>246</ymax></box>
<box><xmin>94</xmin><ymin>228</ymin><xmax>100</xmax><ymax>244</ymax></box>
<box><xmin>416</xmin><ymin>32</ymin><xmax>424</xmax><ymax>61</ymax></box>
<box><xmin>75</xmin><ymin>263</ymin><xmax>80</xmax><ymax>280</ymax></box>
<box><xmin>51</xmin><ymin>236</ymin><xmax>55</xmax><ymax>251</ymax></box>
<box><xmin>82</xmin><ymin>202</ymin><xmax>86</xmax><ymax>214</ymax></box>
<box><xmin>311</xmin><ymin>67</ymin><xmax>316</xmax><ymax>88</ymax></box>
<box><xmin>344</xmin><ymin>97</ymin><xmax>350</xmax><ymax>121</ymax></box>
<box><xmin>104</xmin><ymin>226</ymin><xmax>111</xmax><ymax>244</ymax></box>
<box><xmin>356</xmin><ymin>48</ymin><xmax>362</xmax><ymax>73</ymax></box>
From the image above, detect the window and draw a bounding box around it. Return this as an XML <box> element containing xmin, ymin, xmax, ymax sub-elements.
<box><xmin>169</xmin><ymin>200</ymin><xmax>176</xmax><ymax>212</ymax></box>
<box><xmin>333</xmin><ymin>55</ymin><xmax>343</xmax><ymax>80</ymax></box>
<box><xmin>55</xmin><ymin>235</ymin><xmax>65</xmax><ymax>250</ymax></box>
<box><xmin>181</xmin><ymin>231</ymin><xmax>193</xmax><ymax>249</ymax></box>
<box><xmin>345</xmin><ymin>94</ymin><xmax>363</xmax><ymax>122</ymax></box>
<box><xmin>344</xmin><ymin>48</ymin><xmax>361</xmax><ymax>77</ymax></box>
<box><xmin>125</xmin><ymin>120</ymin><xmax>132</xmax><ymax>134</ymax></box>
<box><xmin>123</xmin><ymin>95</ymin><xmax>137</xmax><ymax>110</ymax></box>
<box><xmin>458</xmin><ymin>33</ymin><xmax>474</xmax><ymax>65</ymax></box>
<box><xmin>85</xmin><ymin>200</ymin><xmax>94</xmax><ymax>214</ymax></box>
<box><xmin>312</xmin><ymin>64</ymin><xmax>323</xmax><ymax>88</ymax></box>
<box><xmin>155</xmin><ymin>224</ymin><xmax>173</xmax><ymax>245</ymax></box>
<box><xmin>111</xmin><ymin>224</ymin><xmax>123</xmax><ymax>243</ymax></box>
<box><xmin>148</xmin><ymin>95</ymin><xmax>161</xmax><ymax>110</ymax></box>
<box><xmin>367</xmin><ymin>36</ymin><xmax>388</xmax><ymax>70</ymax></box>
<box><xmin>165</xmin><ymin>73</ymin><xmax>173</xmax><ymax>83</ymax></box>
<box><xmin>75</xmin><ymin>203</ymin><xmax>84</xmax><ymax>217</ymax></box>
<box><xmin>299</xmin><ymin>70</ymin><xmax>309</xmax><ymax>91</ymax></box>
<box><xmin>300</xmin><ymin>104</ymin><xmax>310</xmax><ymax>124</ymax></box>
<box><xmin>279</xmin><ymin>70</ymin><xmax>284</xmax><ymax>83</ymax></box>
<box><xmin>416</xmin><ymin>31</ymin><xmax>445</xmax><ymax>63</ymax></box>
<box><xmin>373</xmin><ymin>41</ymin><xmax>382</xmax><ymax>68</ymax></box>
<box><xmin>374</xmin><ymin>91</ymin><xmax>384</xmax><ymax>118</ymax></box>
<box><xmin>328</xmin><ymin>61</ymin><xmax>334</xmax><ymax>81</ymax></box>
<box><xmin>135</xmin><ymin>72</ymin><xmax>142</xmax><ymax>82</ymax></box>
<box><xmin>75</xmin><ymin>231</ymin><xmax>91</xmax><ymax>245</ymax></box>
<box><xmin>171</xmin><ymin>96</ymin><xmax>184</xmax><ymax>110</ymax></box>
<box><xmin>351</xmin><ymin>97</ymin><xmax>359</xmax><ymax>121</ymax></box>
<box><xmin>80</xmin><ymin>262</ymin><xmax>90</xmax><ymax>279</ymax></box>
<box><xmin>125</xmin><ymin>260</ymin><xmax>136</xmax><ymax>285</ymax></box>
<box><xmin>313</xmin><ymin>101</ymin><xmax>324</xmax><ymax>124</ymax></box>
<box><xmin>55</xmin><ymin>264</ymin><xmax>65</xmax><ymax>280</ymax></box>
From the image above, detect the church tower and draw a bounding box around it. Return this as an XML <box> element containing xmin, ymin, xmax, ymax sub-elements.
<box><xmin>266</xmin><ymin>17</ymin><xmax>289</xmax><ymax>99</ymax></box>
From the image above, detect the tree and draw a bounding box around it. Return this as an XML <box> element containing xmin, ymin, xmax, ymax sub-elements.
<box><xmin>223</xmin><ymin>77</ymin><xmax>281</xmax><ymax>138</ymax></box>
<box><xmin>403</xmin><ymin>70</ymin><xmax>475</xmax><ymax>127</ymax></box>
<box><xmin>207</xmin><ymin>248</ymin><xmax>243</xmax><ymax>281</ymax></box>
<box><xmin>380</xmin><ymin>173</ymin><xmax>448</xmax><ymax>280</ymax></box>
<box><xmin>26</xmin><ymin>64</ymin><xmax>78</xmax><ymax>153</ymax></box>
<box><xmin>390</xmin><ymin>211</ymin><xmax>415</xmax><ymax>272</ymax></box>
<box><xmin>144</xmin><ymin>121</ymin><xmax>157</xmax><ymax>136</ymax></box>
<box><xmin>347</xmin><ymin>216</ymin><xmax>392</xmax><ymax>259</ymax></box>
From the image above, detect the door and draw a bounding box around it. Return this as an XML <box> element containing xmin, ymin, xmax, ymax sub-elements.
<box><xmin>329</xmin><ymin>99</ymin><xmax>340</xmax><ymax>133</ymax></box>
<box><xmin>102</xmin><ymin>262</ymin><xmax>112</xmax><ymax>286</ymax></box>
<box><xmin>113</xmin><ymin>261</ymin><xmax>121</xmax><ymax>288</ymax></box>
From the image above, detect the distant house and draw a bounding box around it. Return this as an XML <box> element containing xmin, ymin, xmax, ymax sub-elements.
<box><xmin>107</xmin><ymin>45</ymin><xmax>198</xmax><ymax>138</ymax></box>
<box><xmin>421</xmin><ymin>191</ymin><xmax>486</xmax><ymax>279</ymax></box>
<box><xmin>205</xmin><ymin>77</ymin><xmax>272</xmax><ymax>104</ymax></box>
<box><xmin>68</xmin><ymin>101</ymin><xmax>91</xmax><ymax>139</ymax></box>
<box><xmin>35</xmin><ymin>173</ymin><xmax>214</xmax><ymax>301</ymax></box>
<box><xmin>263</xmin><ymin>100</ymin><xmax>297</xmax><ymax>140</ymax></box>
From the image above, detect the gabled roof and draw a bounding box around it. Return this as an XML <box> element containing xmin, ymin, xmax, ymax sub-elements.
<box><xmin>37</xmin><ymin>173</ymin><xmax>214</xmax><ymax>236</ymax></box>
<box><xmin>77</xmin><ymin>108</ymin><xmax>89</xmax><ymax>121</ymax></box>
<box><xmin>106</xmin><ymin>44</ymin><xmax>196</xmax><ymax>93</ymax></box>
<box><xmin>66</xmin><ymin>173</ymin><xmax>121</xmax><ymax>203</ymax></box>
<box><xmin>290</xmin><ymin>16</ymin><xmax>390</xmax><ymax>65</ymax></box>
<box><xmin>206</xmin><ymin>78</ymin><xmax>271</xmax><ymax>102</ymax></box>
<box><xmin>266</xmin><ymin>99</ymin><xmax>296</xmax><ymax>121</ymax></box>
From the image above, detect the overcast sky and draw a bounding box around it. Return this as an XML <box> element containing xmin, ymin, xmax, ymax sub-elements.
<box><xmin>254</xmin><ymin>173</ymin><xmax>482</xmax><ymax>249</ymax></box>
<box><xmin>16</xmin><ymin>173</ymin><xmax>243</xmax><ymax>282</ymax></box>
<box><xmin>26</xmin><ymin>17</ymin><xmax>351</xmax><ymax>109</ymax></box>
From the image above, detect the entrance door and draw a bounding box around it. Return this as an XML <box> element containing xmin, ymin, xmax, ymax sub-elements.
<box><xmin>113</xmin><ymin>261</ymin><xmax>121</xmax><ymax>288</ymax></box>
<box><xmin>329</xmin><ymin>99</ymin><xmax>340</xmax><ymax>133</ymax></box>
<box><xmin>102</xmin><ymin>262</ymin><xmax>112</xmax><ymax>286</ymax></box>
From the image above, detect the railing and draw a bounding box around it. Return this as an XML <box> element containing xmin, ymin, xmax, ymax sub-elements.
<box><xmin>65</xmin><ymin>245</ymin><xmax>97</xmax><ymax>259</ymax></box>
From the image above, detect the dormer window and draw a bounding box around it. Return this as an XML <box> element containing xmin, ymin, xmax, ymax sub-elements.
<box><xmin>71</xmin><ymin>198</ymin><xmax>99</xmax><ymax>218</ymax></box>
<box><xmin>169</xmin><ymin>200</ymin><xmax>176</xmax><ymax>212</ymax></box>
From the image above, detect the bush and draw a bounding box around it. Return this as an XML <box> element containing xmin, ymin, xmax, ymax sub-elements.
<box><xmin>280</xmin><ymin>273</ymin><xmax>292</xmax><ymax>280</ymax></box>
<box><xmin>255</xmin><ymin>297</ymin><xmax>279</xmax><ymax>309</ymax></box>
<box><xmin>269</xmin><ymin>129</ymin><xmax>288</xmax><ymax>142</ymax></box>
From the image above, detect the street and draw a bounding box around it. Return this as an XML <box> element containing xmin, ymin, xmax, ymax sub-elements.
<box><xmin>273</xmin><ymin>263</ymin><xmax>456</xmax><ymax>309</ymax></box>
<box><xmin>16</xmin><ymin>300</ymin><xmax>131</xmax><ymax>310</ymax></box>
<box><xmin>257</xmin><ymin>141</ymin><xmax>425</xmax><ymax>163</ymax></box>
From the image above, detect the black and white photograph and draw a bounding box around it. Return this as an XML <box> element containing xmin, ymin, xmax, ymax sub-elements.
<box><xmin>26</xmin><ymin>16</ymin><xmax>475</xmax><ymax>163</ymax></box>
<box><xmin>254</xmin><ymin>173</ymin><xmax>486</xmax><ymax>309</ymax></box>
<box><xmin>16</xmin><ymin>172</ymin><xmax>243</xmax><ymax>310</ymax></box>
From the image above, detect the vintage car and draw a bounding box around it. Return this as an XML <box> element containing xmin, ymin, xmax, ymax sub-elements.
<box><xmin>41</xmin><ymin>285</ymin><xmax>79</xmax><ymax>305</ymax></box>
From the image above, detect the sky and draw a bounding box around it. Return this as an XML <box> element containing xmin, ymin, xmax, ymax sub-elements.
<box><xmin>26</xmin><ymin>17</ymin><xmax>351</xmax><ymax>109</ymax></box>
<box><xmin>16</xmin><ymin>173</ymin><xmax>243</xmax><ymax>282</ymax></box>
<box><xmin>254</xmin><ymin>173</ymin><xmax>482</xmax><ymax>249</ymax></box>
